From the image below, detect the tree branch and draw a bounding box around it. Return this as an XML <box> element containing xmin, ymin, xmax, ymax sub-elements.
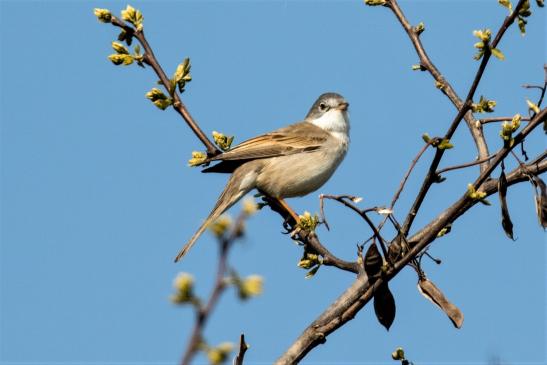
<box><xmin>385</xmin><ymin>0</ymin><xmax>490</xmax><ymax>171</ymax></box>
<box><xmin>399</xmin><ymin>0</ymin><xmax>527</xmax><ymax>237</ymax></box>
<box><xmin>110</xmin><ymin>17</ymin><xmax>220</xmax><ymax>156</ymax></box>
<box><xmin>275</xmin><ymin>110</ymin><xmax>546</xmax><ymax>364</ymax></box>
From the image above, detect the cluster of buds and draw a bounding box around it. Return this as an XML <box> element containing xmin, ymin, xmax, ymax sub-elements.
<box><xmin>298</xmin><ymin>250</ymin><xmax>323</xmax><ymax>279</ymax></box>
<box><xmin>231</xmin><ymin>274</ymin><xmax>264</xmax><ymax>300</ymax></box>
<box><xmin>208</xmin><ymin>215</ymin><xmax>232</xmax><ymax>238</ymax></box>
<box><xmin>121</xmin><ymin>5</ymin><xmax>143</xmax><ymax>31</ymax></box>
<box><xmin>108</xmin><ymin>41</ymin><xmax>134</xmax><ymax>66</ymax></box>
<box><xmin>170</xmin><ymin>273</ymin><xmax>198</xmax><ymax>305</ymax></box>
<box><xmin>204</xmin><ymin>342</ymin><xmax>234</xmax><ymax>365</ymax></box>
<box><xmin>499</xmin><ymin>113</ymin><xmax>521</xmax><ymax>144</ymax></box>
<box><xmin>422</xmin><ymin>133</ymin><xmax>454</xmax><ymax>150</ymax></box>
<box><xmin>188</xmin><ymin>151</ymin><xmax>207</xmax><ymax>167</ymax></box>
<box><xmin>467</xmin><ymin>184</ymin><xmax>490</xmax><ymax>205</ymax></box>
<box><xmin>145</xmin><ymin>88</ymin><xmax>173</xmax><ymax>110</ymax></box>
<box><xmin>297</xmin><ymin>211</ymin><xmax>319</xmax><ymax>231</ymax></box>
<box><xmin>473</xmin><ymin>29</ymin><xmax>492</xmax><ymax>60</ymax></box>
<box><xmin>212</xmin><ymin>131</ymin><xmax>234</xmax><ymax>151</ymax></box>
<box><xmin>94</xmin><ymin>8</ymin><xmax>112</xmax><ymax>23</ymax></box>
<box><xmin>472</xmin><ymin>95</ymin><xmax>496</xmax><ymax>113</ymax></box>
<box><xmin>172</xmin><ymin>58</ymin><xmax>192</xmax><ymax>94</ymax></box>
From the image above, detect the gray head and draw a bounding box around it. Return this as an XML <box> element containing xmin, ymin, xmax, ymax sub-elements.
<box><xmin>305</xmin><ymin>92</ymin><xmax>349</xmax><ymax>120</ymax></box>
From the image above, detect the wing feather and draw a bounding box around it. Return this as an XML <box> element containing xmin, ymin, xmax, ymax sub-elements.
<box><xmin>209</xmin><ymin>122</ymin><xmax>329</xmax><ymax>162</ymax></box>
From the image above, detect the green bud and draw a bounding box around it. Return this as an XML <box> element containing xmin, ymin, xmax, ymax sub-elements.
<box><xmin>422</xmin><ymin>133</ymin><xmax>431</xmax><ymax>143</ymax></box>
<box><xmin>437</xmin><ymin>138</ymin><xmax>454</xmax><ymax>150</ymax></box>
<box><xmin>206</xmin><ymin>343</ymin><xmax>234</xmax><ymax>365</ymax></box>
<box><xmin>93</xmin><ymin>8</ymin><xmax>112</xmax><ymax>23</ymax></box>
<box><xmin>473</xmin><ymin>29</ymin><xmax>492</xmax><ymax>42</ymax></box>
<box><xmin>108</xmin><ymin>54</ymin><xmax>134</xmax><ymax>66</ymax></box>
<box><xmin>112</xmin><ymin>41</ymin><xmax>129</xmax><ymax>54</ymax></box>
<box><xmin>498</xmin><ymin>0</ymin><xmax>513</xmax><ymax>12</ymax></box>
<box><xmin>472</xmin><ymin>96</ymin><xmax>496</xmax><ymax>113</ymax></box>
<box><xmin>212</xmin><ymin>131</ymin><xmax>234</xmax><ymax>151</ymax></box>
<box><xmin>527</xmin><ymin>99</ymin><xmax>540</xmax><ymax>114</ymax></box>
<box><xmin>121</xmin><ymin>4</ymin><xmax>144</xmax><ymax>31</ymax></box>
<box><xmin>414</xmin><ymin>22</ymin><xmax>425</xmax><ymax>35</ymax></box>
<box><xmin>173</xmin><ymin>58</ymin><xmax>192</xmax><ymax>93</ymax></box>
<box><xmin>518</xmin><ymin>16</ymin><xmax>527</xmax><ymax>35</ymax></box>
<box><xmin>491</xmin><ymin>48</ymin><xmax>505</xmax><ymax>60</ymax></box>
<box><xmin>188</xmin><ymin>151</ymin><xmax>207</xmax><ymax>167</ymax></box>
<box><xmin>298</xmin><ymin>211</ymin><xmax>319</xmax><ymax>231</ymax></box>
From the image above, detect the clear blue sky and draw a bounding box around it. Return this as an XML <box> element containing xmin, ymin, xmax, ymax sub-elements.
<box><xmin>1</xmin><ymin>1</ymin><xmax>545</xmax><ymax>364</ymax></box>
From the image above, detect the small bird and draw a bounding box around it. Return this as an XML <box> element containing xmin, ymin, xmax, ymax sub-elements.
<box><xmin>175</xmin><ymin>92</ymin><xmax>350</xmax><ymax>262</ymax></box>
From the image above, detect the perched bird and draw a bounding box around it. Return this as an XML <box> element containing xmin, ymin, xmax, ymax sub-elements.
<box><xmin>175</xmin><ymin>92</ymin><xmax>350</xmax><ymax>262</ymax></box>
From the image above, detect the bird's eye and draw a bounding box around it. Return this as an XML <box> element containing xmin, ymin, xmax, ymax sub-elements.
<box><xmin>319</xmin><ymin>102</ymin><xmax>327</xmax><ymax>111</ymax></box>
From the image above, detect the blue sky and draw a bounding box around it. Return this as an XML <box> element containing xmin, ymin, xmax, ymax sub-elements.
<box><xmin>1</xmin><ymin>1</ymin><xmax>545</xmax><ymax>364</ymax></box>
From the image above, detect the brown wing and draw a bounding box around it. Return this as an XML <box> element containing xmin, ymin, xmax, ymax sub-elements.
<box><xmin>201</xmin><ymin>122</ymin><xmax>329</xmax><ymax>173</ymax></box>
<box><xmin>211</xmin><ymin>122</ymin><xmax>329</xmax><ymax>161</ymax></box>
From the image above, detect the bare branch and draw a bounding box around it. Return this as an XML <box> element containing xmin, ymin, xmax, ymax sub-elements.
<box><xmin>275</xmin><ymin>110</ymin><xmax>546</xmax><ymax>364</ymax></box>
<box><xmin>437</xmin><ymin>154</ymin><xmax>497</xmax><ymax>175</ymax></box>
<box><xmin>480</xmin><ymin>116</ymin><xmax>531</xmax><ymax>124</ymax></box>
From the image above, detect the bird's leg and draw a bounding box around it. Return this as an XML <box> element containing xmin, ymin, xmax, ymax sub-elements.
<box><xmin>274</xmin><ymin>198</ymin><xmax>301</xmax><ymax>226</ymax></box>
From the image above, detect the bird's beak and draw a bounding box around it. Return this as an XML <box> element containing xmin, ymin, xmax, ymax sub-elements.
<box><xmin>337</xmin><ymin>102</ymin><xmax>349</xmax><ymax>111</ymax></box>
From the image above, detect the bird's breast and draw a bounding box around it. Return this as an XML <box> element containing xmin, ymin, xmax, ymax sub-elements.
<box><xmin>255</xmin><ymin>140</ymin><xmax>348</xmax><ymax>198</ymax></box>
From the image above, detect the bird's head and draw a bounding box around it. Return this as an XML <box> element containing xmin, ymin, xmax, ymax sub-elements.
<box><xmin>305</xmin><ymin>92</ymin><xmax>350</xmax><ymax>134</ymax></box>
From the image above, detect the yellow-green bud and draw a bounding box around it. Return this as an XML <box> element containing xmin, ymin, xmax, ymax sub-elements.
<box><xmin>212</xmin><ymin>131</ymin><xmax>234</xmax><ymax>151</ymax></box>
<box><xmin>108</xmin><ymin>54</ymin><xmax>134</xmax><ymax>66</ymax></box>
<box><xmin>112</xmin><ymin>41</ymin><xmax>129</xmax><ymax>54</ymax></box>
<box><xmin>238</xmin><ymin>275</ymin><xmax>263</xmax><ymax>299</ymax></box>
<box><xmin>527</xmin><ymin>99</ymin><xmax>540</xmax><ymax>114</ymax></box>
<box><xmin>188</xmin><ymin>151</ymin><xmax>207</xmax><ymax>167</ymax></box>
<box><xmin>242</xmin><ymin>197</ymin><xmax>258</xmax><ymax>216</ymax></box>
<box><xmin>94</xmin><ymin>8</ymin><xmax>112</xmax><ymax>23</ymax></box>
<box><xmin>298</xmin><ymin>211</ymin><xmax>319</xmax><ymax>231</ymax></box>
<box><xmin>208</xmin><ymin>215</ymin><xmax>232</xmax><ymax>237</ymax></box>
<box><xmin>206</xmin><ymin>343</ymin><xmax>233</xmax><ymax>365</ymax></box>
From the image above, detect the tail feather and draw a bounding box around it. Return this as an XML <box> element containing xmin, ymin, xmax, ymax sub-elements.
<box><xmin>174</xmin><ymin>170</ymin><xmax>253</xmax><ymax>262</ymax></box>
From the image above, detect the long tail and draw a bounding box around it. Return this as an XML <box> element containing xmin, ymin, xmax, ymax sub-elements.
<box><xmin>174</xmin><ymin>170</ymin><xmax>253</xmax><ymax>262</ymax></box>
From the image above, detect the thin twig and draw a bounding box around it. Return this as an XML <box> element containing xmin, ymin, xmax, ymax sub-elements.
<box><xmin>480</xmin><ymin>116</ymin><xmax>531</xmax><ymax>124</ymax></box>
<box><xmin>322</xmin><ymin>195</ymin><xmax>389</xmax><ymax>257</ymax></box>
<box><xmin>436</xmin><ymin>154</ymin><xmax>496</xmax><ymax>175</ymax></box>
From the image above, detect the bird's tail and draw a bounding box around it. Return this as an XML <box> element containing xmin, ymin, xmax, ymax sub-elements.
<box><xmin>174</xmin><ymin>170</ymin><xmax>253</xmax><ymax>262</ymax></box>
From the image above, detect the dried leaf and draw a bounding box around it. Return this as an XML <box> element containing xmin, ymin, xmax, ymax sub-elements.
<box><xmin>418</xmin><ymin>278</ymin><xmax>464</xmax><ymax>328</ymax></box>
<box><xmin>364</xmin><ymin>243</ymin><xmax>382</xmax><ymax>280</ymax></box>
<box><xmin>498</xmin><ymin>170</ymin><xmax>515</xmax><ymax>240</ymax></box>
<box><xmin>374</xmin><ymin>283</ymin><xmax>396</xmax><ymax>331</ymax></box>
<box><xmin>528</xmin><ymin>174</ymin><xmax>547</xmax><ymax>229</ymax></box>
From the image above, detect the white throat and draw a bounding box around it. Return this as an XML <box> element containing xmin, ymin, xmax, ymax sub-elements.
<box><xmin>310</xmin><ymin>109</ymin><xmax>350</xmax><ymax>140</ymax></box>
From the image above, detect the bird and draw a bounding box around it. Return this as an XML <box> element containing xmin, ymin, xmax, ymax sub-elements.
<box><xmin>175</xmin><ymin>92</ymin><xmax>350</xmax><ymax>262</ymax></box>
